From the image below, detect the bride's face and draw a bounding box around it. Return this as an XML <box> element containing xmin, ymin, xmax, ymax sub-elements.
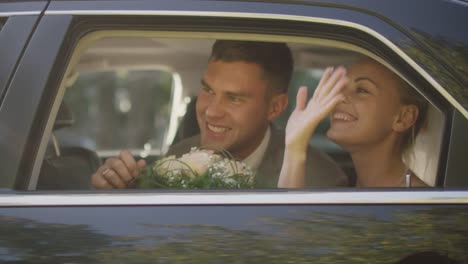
<box><xmin>326</xmin><ymin>59</ymin><xmax>405</xmax><ymax>150</ymax></box>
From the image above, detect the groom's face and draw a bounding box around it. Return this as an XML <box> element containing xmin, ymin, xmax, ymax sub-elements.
<box><xmin>196</xmin><ymin>59</ymin><xmax>274</xmax><ymax>159</ymax></box>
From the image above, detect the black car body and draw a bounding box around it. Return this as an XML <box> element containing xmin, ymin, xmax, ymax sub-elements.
<box><xmin>0</xmin><ymin>0</ymin><xmax>467</xmax><ymax>263</ymax></box>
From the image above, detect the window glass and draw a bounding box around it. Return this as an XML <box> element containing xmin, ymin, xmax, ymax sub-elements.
<box><xmin>41</xmin><ymin>33</ymin><xmax>442</xmax><ymax>190</ymax></box>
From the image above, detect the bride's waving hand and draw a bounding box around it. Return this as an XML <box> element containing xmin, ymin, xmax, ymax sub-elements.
<box><xmin>279</xmin><ymin>67</ymin><xmax>349</xmax><ymax>188</ymax></box>
<box><xmin>285</xmin><ymin>66</ymin><xmax>348</xmax><ymax>152</ymax></box>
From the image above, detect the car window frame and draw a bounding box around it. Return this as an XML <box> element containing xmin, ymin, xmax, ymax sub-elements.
<box><xmin>36</xmin><ymin>18</ymin><xmax>454</xmax><ymax>190</ymax></box>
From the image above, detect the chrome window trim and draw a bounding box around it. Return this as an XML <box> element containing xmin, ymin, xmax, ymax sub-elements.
<box><xmin>0</xmin><ymin>12</ymin><xmax>41</xmax><ymax>17</ymax></box>
<box><xmin>1</xmin><ymin>191</ymin><xmax>467</xmax><ymax>207</ymax></box>
<box><xmin>43</xmin><ymin>10</ymin><xmax>467</xmax><ymax>118</ymax></box>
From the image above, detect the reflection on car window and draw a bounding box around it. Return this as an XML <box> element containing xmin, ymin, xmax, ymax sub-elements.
<box><xmin>57</xmin><ymin>70</ymin><xmax>173</xmax><ymax>157</ymax></box>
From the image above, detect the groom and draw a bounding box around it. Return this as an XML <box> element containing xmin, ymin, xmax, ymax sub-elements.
<box><xmin>91</xmin><ymin>40</ymin><xmax>348</xmax><ymax>189</ymax></box>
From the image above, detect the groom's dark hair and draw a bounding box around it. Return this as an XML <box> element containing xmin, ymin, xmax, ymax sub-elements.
<box><xmin>210</xmin><ymin>40</ymin><xmax>293</xmax><ymax>94</ymax></box>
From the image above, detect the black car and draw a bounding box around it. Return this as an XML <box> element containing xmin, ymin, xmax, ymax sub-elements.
<box><xmin>1</xmin><ymin>0</ymin><xmax>467</xmax><ymax>263</ymax></box>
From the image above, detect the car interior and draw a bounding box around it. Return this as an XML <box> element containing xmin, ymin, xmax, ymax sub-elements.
<box><xmin>36</xmin><ymin>31</ymin><xmax>444</xmax><ymax>190</ymax></box>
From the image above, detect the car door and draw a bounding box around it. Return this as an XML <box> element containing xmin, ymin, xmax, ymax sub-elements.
<box><xmin>1</xmin><ymin>0</ymin><xmax>467</xmax><ymax>263</ymax></box>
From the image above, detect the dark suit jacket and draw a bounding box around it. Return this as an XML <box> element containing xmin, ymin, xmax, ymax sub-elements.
<box><xmin>167</xmin><ymin>127</ymin><xmax>349</xmax><ymax>188</ymax></box>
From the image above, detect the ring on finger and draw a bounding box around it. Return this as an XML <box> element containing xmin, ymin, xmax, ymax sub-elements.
<box><xmin>102</xmin><ymin>167</ymin><xmax>111</xmax><ymax>177</ymax></box>
<box><xmin>126</xmin><ymin>176</ymin><xmax>137</xmax><ymax>185</ymax></box>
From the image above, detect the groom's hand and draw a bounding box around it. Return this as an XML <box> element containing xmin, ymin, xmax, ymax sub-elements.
<box><xmin>91</xmin><ymin>150</ymin><xmax>146</xmax><ymax>189</ymax></box>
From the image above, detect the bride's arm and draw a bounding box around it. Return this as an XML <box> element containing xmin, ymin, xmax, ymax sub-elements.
<box><xmin>278</xmin><ymin>67</ymin><xmax>348</xmax><ymax>188</ymax></box>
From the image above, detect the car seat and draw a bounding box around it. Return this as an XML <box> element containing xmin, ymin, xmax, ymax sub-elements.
<box><xmin>37</xmin><ymin>102</ymin><xmax>101</xmax><ymax>190</ymax></box>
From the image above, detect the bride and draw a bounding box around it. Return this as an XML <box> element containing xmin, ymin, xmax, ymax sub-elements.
<box><xmin>278</xmin><ymin>58</ymin><xmax>428</xmax><ymax>188</ymax></box>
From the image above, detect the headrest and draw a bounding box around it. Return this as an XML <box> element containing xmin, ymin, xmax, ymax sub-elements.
<box><xmin>53</xmin><ymin>102</ymin><xmax>74</xmax><ymax>130</ymax></box>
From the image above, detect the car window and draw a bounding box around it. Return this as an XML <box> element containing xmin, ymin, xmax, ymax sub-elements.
<box><xmin>33</xmin><ymin>28</ymin><xmax>445</xmax><ymax>191</ymax></box>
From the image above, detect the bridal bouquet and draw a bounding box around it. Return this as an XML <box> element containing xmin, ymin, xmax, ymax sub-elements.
<box><xmin>137</xmin><ymin>147</ymin><xmax>254</xmax><ymax>189</ymax></box>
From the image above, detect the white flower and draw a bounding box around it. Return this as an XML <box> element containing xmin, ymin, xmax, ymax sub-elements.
<box><xmin>178</xmin><ymin>149</ymin><xmax>221</xmax><ymax>177</ymax></box>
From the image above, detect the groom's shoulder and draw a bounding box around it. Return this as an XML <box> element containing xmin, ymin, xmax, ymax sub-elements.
<box><xmin>166</xmin><ymin>134</ymin><xmax>201</xmax><ymax>157</ymax></box>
